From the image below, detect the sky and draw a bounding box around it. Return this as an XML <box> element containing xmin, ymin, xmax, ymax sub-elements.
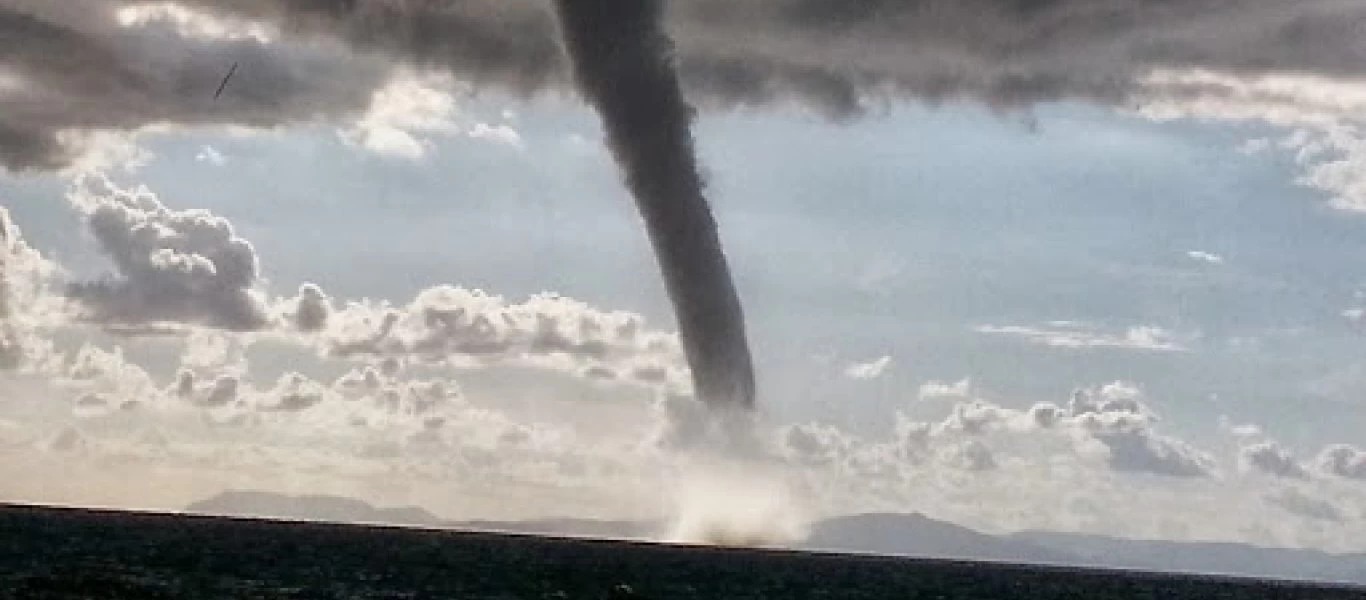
<box><xmin>2</xmin><ymin>0</ymin><xmax>1366</xmax><ymax>553</ymax></box>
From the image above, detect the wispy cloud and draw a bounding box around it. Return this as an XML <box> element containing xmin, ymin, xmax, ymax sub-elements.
<box><xmin>1185</xmin><ymin>250</ymin><xmax>1225</xmax><ymax>265</ymax></box>
<box><xmin>918</xmin><ymin>378</ymin><xmax>971</xmax><ymax>401</ymax></box>
<box><xmin>468</xmin><ymin>123</ymin><xmax>523</xmax><ymax>149</ymax></box>
<box><xmin>1344</xmin><ymin>307</ymin><xmax>1364</xmax><ymax>326</ymax></box>
<box><xmin>843</xmin><ymin>355</ymin><xmax>891</xmax><ymax>380</ymax></box>
<box><xmin>853</xmin><ymin>255</ymin><xmax>904</xmax><ymax>295</ymax></box>
<box><xmin>194</xmin><ymin>145</ymin><xmax>225</xmax><ymax>165</ymax></box>
<box><xmin>973</xmin><ymin>323</ymin><xmax>1190</xmax><ymax>352</ymax></box>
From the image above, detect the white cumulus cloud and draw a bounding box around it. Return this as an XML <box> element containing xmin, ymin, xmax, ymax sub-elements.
<box><xmin>64</xmin><ymin>176</ymin><xmax>271</xmax><ymax>331</ymax></box>
<box><xmin>339</xmin><ymin>70</ymin><xmax>461</xmax><ymax>160</ymax></box>
<box><xmin>317</xmin><ymin>286</ymin><xmax>689</xmax><ymax>392</ymax></box>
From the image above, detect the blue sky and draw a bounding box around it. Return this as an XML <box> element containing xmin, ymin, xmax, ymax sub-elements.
<box><xmin>10</xmin><ymin>97</ymin><xmax>1361</xmax><ymax>446</ymax></box>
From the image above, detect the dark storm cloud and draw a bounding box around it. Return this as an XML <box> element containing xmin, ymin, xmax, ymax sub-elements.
<box><xmin>0</xmin><ymin>1</ymin><xmax>386</xmax><ymax>170</ymax></box>
<box><xmin>668</xmin><ymin>0</ymin><xmax>1366</xmax><ymax>114</ymax></box>
<box><xmin>4</xmin><ymin>0</ymin><xmax>1366</xmax><ymax>170</ymax></box>
<box><xmin>177</xmin><ymin>0</ymin><xmax>1366</xmax><ymax>115</ymax></box>
<box><xmin>167</xmin><ymin>0</ymin><xmax>567</xmax><ymax>95</ymax></box>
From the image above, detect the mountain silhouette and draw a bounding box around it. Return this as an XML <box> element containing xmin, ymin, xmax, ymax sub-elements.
<box><xmin>186</xmin><ymin>490</ymin><xmax>1366</xmax><ymax>585</ymax></box>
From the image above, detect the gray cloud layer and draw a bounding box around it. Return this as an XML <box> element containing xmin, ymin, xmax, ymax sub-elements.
<box><xmin>172</xmin><ymin>0</ymin><xmax>1366</xmax><ymax>112</ymax></box>
<box><xmin>0</xmin><ymin>1</ymin><xmax>386</xmax><ymax>170</ymax></box>
<box><xmin>3</xmin><ymin>0</ymin><xmax>1366</xmax><ymax>170</ymax></box>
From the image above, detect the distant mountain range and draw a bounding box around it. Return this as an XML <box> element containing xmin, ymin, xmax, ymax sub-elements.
<box><xmin>1009</xmin><ymin>530</ymin><xmax>1366</xmax><ymax>585</ymax></box>
<box><xmin>186</xmin><ymin>490</ymin><xmax>1366</xmax><ymax>586</ymax></box>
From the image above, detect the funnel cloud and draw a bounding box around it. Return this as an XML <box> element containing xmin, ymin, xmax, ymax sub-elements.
<box><xmin>552</xmin><ymin>0</ymin><xmax>756</xmax><ymax>411</ymax></box>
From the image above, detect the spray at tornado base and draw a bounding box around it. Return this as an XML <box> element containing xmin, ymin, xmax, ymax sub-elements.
<box><xmin>551</xmin><ymin>0</ymin><xmax>756</xmax><ymax>415</ymax></box>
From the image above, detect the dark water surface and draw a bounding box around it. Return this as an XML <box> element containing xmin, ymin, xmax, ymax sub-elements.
<box><xmin>1</xmin><ymin>504</ymin><xmax>1362</xmax><ymax>599</ymax></box>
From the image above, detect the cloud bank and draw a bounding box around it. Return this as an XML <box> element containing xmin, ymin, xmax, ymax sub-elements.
<box><xmin>316</xmin><ymin>286</ymin><xmax>688</xmax><ymax>391</ymax></box>
<box><xmin>4</xmin><ymin>0</ymin><xmax>1366</xmax><ymax>171</ymax></box>
<box><xmin>23</xmin><ymin>177</ymin><xmax>690</xmax><ymax>393</ymax></box>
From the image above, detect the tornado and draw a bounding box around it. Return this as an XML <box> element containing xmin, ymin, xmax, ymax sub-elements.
<box><xmin>552</xmin><ymin>0</ymin><xmax>756</xmax><ymax>412</ymax></box>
